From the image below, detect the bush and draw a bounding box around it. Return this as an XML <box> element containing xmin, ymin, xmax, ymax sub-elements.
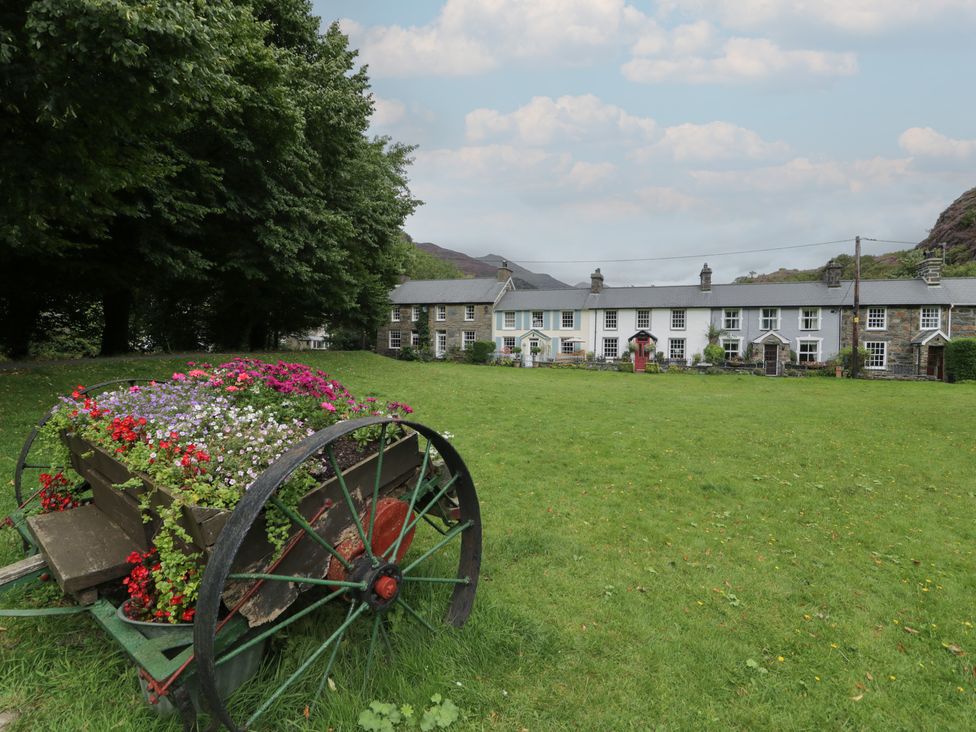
<box><xmin>397</xmin><ymin>346</ymin><xmax>417</xmax><ymax>361</ymax></box>
<box><xmin>644</xmin><ymin>363</ymin><xmax>660</xmax><ymax>374</ymax></box>
<box><xmin>703</xmin><ymin>343</ymin><xmax>724</xmax><ymax>364</ymax></box>
<box><xmin>617</xmin><ymin>361</ymin><xmax>634</xmax><ymax>372</ymax></box>
<box><xmin>838</xmin><ymin>346</ymin><xmax>869</xmax><ymax>373</ymax></box>
<box><xmin>946</xmin><ymin>338</ymin><xmax>976</xmax><ymax>381</ymax></box>
<box><xmin>467</xmin><ymin>340</ymin><xmax>496</xmax><ymax>364</ymax></box>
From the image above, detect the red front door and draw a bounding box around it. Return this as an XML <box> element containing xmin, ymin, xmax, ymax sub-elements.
<box><xmin>634</xmin><ymin>339</ymin><xmax>650</xmax><ymax>371</ymax></box>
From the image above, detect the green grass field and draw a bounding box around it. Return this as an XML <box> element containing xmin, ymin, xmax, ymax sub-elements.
<box><xmin>2</xmin><ymin>353</ymin><xmax>975</xmax><ymax>731</ymax></box>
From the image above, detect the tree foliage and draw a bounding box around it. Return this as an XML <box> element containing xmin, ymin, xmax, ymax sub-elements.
<box><xmin>0</xmin><ymin>0</ymin><xmax>416</xmax><ymax>357</ymax></box>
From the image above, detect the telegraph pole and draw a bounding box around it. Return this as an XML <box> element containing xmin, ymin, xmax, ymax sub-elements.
<box><xmin>851</xmin><ymin>235</ymin><xmax>861</xmax><ymax>378</ymax></box>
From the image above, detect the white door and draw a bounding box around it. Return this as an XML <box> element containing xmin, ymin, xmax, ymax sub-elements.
<box><xmin>525</xmin><ymin>338</ymin><xmax>539</xmax><ymax>367</ymax></box>
<box><xmin>436</xmin><ymin>331</ymin><xmax>447</xmax><ymax>358</ymax></box>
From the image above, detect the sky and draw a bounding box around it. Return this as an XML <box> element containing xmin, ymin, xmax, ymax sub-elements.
<box><xmin>312</xmin><ymin>0</ymin><xmax>976</xmax><ymax>287</ymax></box>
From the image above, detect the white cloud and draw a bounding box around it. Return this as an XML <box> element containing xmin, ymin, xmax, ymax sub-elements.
<box><xmin>415</xmin><ymin>144</ymin><xmax>571</xmax><ymax>181</ymax></box>
<box><xmin>899</xmin><ymin>127</ymin><xmax>976</xmax><ymax>159</ymax></box>
<box><xmin>341</xmin><ymin>0</ymin><xmax>647</xmax><ymax>77</ymax></box>
<box><xmin>689</xmin><ymin>156</ymin><xmax>910</xmax><ymax>193</ymax></box>
<box><xmin>466</xmin><ymin>95</ymin><xmax>656</xmax><ymax>145</ymax></box>
<box><xmin>371</xmin><ymin>96</ymin><xmax>406</xmax><ymax>128</ymax></box>
<box><xmin>640</xmin><ymin>121</ymin><xmax>789</xmax><ymax>161</ymax></box>
<box><xmin>563</xmin><ymin>161</ymin><xmax>617</xmax><ymax>189</ymax></box>
<box><xmin>623</xmin><ymin>37</ymin><xmax>857</xmax><ymax>84</ymax></box>
<box><xmin>656</xmin><ymin>0</ymin><xmax>976</xmax><ymax>35</ymax></box>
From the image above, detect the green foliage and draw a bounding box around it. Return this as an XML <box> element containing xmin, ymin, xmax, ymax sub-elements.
<box><xmin>394</xmin><ymin>236</ymin><xmax>465</xmax><ymax>280</ymax></box>
<box><xmin>420</xmin><ymin>695</ymin><xmax>459</xmax><ymax>731</ymax></box>
<box><xmin>946</xmin><ymin>338</ymin><xmax>976</xmax><ymax>381</ymax></box>
<box><xmin>466</xmin><ymin>341</ymin><xmax>496</xmax><ymax>365</ymax></box>
<box><xmin>644</xmin><ymin>362</ymin><xmax>661</xmax><ymax>373</ymax></box>
<box><xmin>838</xmin><ymin>346</ymin><xmax>869</xmax><ymax>373</ymax></box>
<box><xmin>617</xmin><ymin>361</ymin><xmax>634</xmax><ymax>372</ymax></box>
<box><xmin>703</xmin><ymin>343</ymin><xmax>724</xmax><ymax>364</ymax></box>
<box><xmin>357</xmin><ymin>696</ymin><xmax>457</xmax><ymax>732</ymax></box>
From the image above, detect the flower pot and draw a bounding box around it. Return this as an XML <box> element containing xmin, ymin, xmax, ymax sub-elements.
<box><xmin>117</xmin><ymin>602</ymin><xmax>266</xmax><ymax>717</ymax></box>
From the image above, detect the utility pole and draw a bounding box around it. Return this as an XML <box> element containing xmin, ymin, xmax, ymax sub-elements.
<box><xmin>851</xmin><ymin>235</ymin><xmax>861</xmax><ymax>378</ymax></box>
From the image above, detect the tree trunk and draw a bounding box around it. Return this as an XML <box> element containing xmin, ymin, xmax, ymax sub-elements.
<box><xmin>248</xmin><ymin>320</ymin><xmax>268</xmax><ymax>351</ymax></box>
<box><xmin>2</xmin><ymin>294</ymin><xmax>40</xmax><ymax>359</ymax></box>
<box><xmin>100</xmin><ymin>287</ymin><xmax>132</xmax><ymax>355</ymax></box>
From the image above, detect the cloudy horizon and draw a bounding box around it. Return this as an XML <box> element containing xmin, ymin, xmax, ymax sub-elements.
<box><xmin>315</xmin><ymin>0</ymin><xmax>976</xmax><ymax>287</ymax></box>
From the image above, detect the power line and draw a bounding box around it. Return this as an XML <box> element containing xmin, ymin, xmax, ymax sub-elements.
<box><xmin>861</xmin><ymin>237</ymin><xmax>921</xmax><ymax>246</ymax></box>
<box><xmin>513</xmin><ymin>238</ymin><xmax>855</xmax><ymax>264</ymax></box>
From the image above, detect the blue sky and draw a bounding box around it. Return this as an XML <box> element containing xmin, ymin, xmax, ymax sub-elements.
<box><xmin>314</xmin><ymin>1</ymin><xmax>976</xmax><ymax>286</ymax></box>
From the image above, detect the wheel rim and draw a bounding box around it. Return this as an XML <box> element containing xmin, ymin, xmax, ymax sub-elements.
<box><xmin>194</xmin><ymin>417</ymin><xmax>482</xmax><ymax>731</ymax></box>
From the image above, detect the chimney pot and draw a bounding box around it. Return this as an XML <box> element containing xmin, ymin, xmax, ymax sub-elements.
<box><xmin>699</xmin><ymin>263</ymin><xmax>712</xmax><ymax>292</ymax></box>
<box><xmin>590</xmin><ymin>268</ymin><xmax>604</xmax><ymax>294</ymax></box>
<box><xmin>824</xmin><ymin>259</ymin><xmax>842</xmax><ymax>287</ymax></box>
<box><xmin>497</xmin><ymin>259</ymin><xmax>513</xmax><ymax>283</ymax></box>
<box><xmin>917</xmin><ymin>247</ymin><xmax>943</xmax><ymax>286</ymax></box>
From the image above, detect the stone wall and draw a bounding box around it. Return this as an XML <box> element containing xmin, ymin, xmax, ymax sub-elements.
<box><xmin>376</xmin><ymin>303</ymin><xmax>494</xmax><ymax>357</ymax></box>
<box><xmin>952</xmin><ymin>307</ymin><xmax>976</xmax><ymax>339</ymax></box>
<box><xmin>840</xmin><ymin>305</ymin><xmax>948</xmax><ymax>373</ymax></box>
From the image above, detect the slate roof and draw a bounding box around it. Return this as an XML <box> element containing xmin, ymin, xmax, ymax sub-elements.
<box><xmin>494</xmin><ymin>277</ymin><xmax>976</xmax><ymax>310</ymax></box>
<box><xmin>389</xmin><ymin>278</ymin><xmax>509</xmax><ymax>304</ymax></box>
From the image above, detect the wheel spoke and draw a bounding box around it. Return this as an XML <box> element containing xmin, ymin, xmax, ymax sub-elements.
<box><xmin>394</xmin><ymin>597</ymin><xmax>437</xmax><ymax>633</ymax></box>
<box><xmin>268</xmin><ymin>495</ymin><xmax>354</xmax><ymax>571</ymax></box>
<box><xmin>315</xmin><ymin>601</ymin><xmax>356</xmax><ymax>698</ymax></box>
<box><xmin>327</xmin><ymin>445</ymin><xmax>373</xmax><ymax>561</ymax></box>
<box><xmin>401</xmin><ymin>520</ymin><xmax>472</xmax><ymax>575</ymax></box>
<box><xmin>387</xmin><ymin>438</ymin><xmax>433</xmax><ymax>560</ymax></box>
<box><xmin>227</xmin><ymin>572</ymin><xmax>365</xmax><ymax>590</ymax></box>
<box><xmin>384</xmin><ymin>473</ymin><xmax>460</xmax><ymax>560</ymax></box>
<box><xmin>400</xmin><ymin>576</ymin><xmax>470</xmax><ymax>586</ymax></box>
<box><xmin>363</xmin><ymin>614</ymin><xmax>382</xmax><ymax>690</ymax></box>
<box><xmin>216</xmin><ymin>588</ymin><xmax>348</xmax><ymax>666</ymax></box>
<box><xmin>420</xmin><ymin>514</ymin><xmax>448</xmax><ymax>535</ymax></box>
<box><xmin>367</xmin><ymin>424</ymin><xmax>388</xmax><ymax>550</ymax></box>
<box><xmin>246</xmin><ymin>602</ymin><xmax>369</xmax><ymax>727</ymax></box>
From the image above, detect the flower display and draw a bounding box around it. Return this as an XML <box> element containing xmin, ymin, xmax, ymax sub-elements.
<box><xmin>44</xmin><ymin>358</ymin><xmax>415</xmax><ymax>623</ymax></box>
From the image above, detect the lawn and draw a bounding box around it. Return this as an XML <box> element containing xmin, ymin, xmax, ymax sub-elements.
<box><xmin>1</xmin><ymin>353</ymin><xmax>975</xmax><ymax>731</ymax></box>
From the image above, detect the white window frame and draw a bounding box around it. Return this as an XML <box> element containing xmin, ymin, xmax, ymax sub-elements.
<box><xmin>391</xmin><ymin>307</ymin><xmax>400</xmax><ymax>323</ymax></box>
<box><xmin>636</xmin><ymin>310</ymin><xmax>650</xmax><ymax>329</ymax></box>
<box><xmin>502</xmin><ymin>336</ymin><xmax>516</xmax><ymax>353</ymax></box>
<box><xmin>388</xmin><ymin>330</ymin><xmax>401</xmax><ymax>350</ymax></box>
<box><xmin>503</xmin><ymin>311</ymin><xmax>515</xmax><ymax>329</ymax></box>
<box><xmin>561</xmin><ymin>311</ymin><xmax>574</xmax><ymax>329</ymax></box>
<box><xmin>796</xmin><ymin>339</ymin><xmax>821</xmax><ymax>363</ymax></box>
<box><xmin>799</xmin><ymin>307</ymin><xmax>821</xmax><ymax>331</ymax></box>
<box><xmin>462</xmin><ymin>331</ymin><xmax>476</xmax><ymax>350</ymax></box>
<box><xmin>866</xmin><ymin>307</ymin><xmax>886</xmax><ymax>330</ymax></box>
<box><xmin>602</xmin><ymin>337</ymin><xmax>618</xmax><ymax>359</ymax></box>
<box><xmin>435</xmin><ymin>305</ymin><xmax>446</xmax><ymax>322</ymax></box>
<box><xmin>604</xmin><ymin>310</ymin><xmax>618</xmax><ymax>330</ymax></box>
<box><xmin>671</xmin><ymin>309</ymin><xmax>686</xmax><ymax>330</ymax></box>
<box><xmin>723</xmin><ymin>309</ymin><xmax>741</xmax><ymax>331</ymax></box>
<box><xmin>561</xmin><ymin>340</ymin><xmax>577</xmax><ymax>354</ymax></box>
<box><xmin>464</xmin><ymin>305</ymin><xmax>475</xmax><ymax>321</ymax></box>
<box><xmin>532</xmin><ymin>311</ymin><xmax>544</xmax><ymax>328</ymax></box>
<box><xmin>669</xmin><ymin>338</ymin><xmax>686</xmax><ymax>361</ymax></box>
<box><xmin>411</xmin><ymin>306</ymin><xmax>420</xmax><ymax>322</ymax></box>
<box><xmin>435</xmin><ymin>330</ymin><xmax>447</xmax><ymax>357</ymax></box>
<box><xmin>410</xmin><ymin>331</ymin><xmax>419</xmax><ymax>347</ymax></box>
<box><xmin>721</xmin><ymin>338</ymin><xmax>741</xmax><ymax>360</ymax></box>
<box><xmin>760</xmin><ymin>308</ymin><xmax>780</xmax><ymax>332</ymax></box>
<box><xmin>864</xmin><ymin>341</ymin><xmax>887</xmax><ymax>369</ymax></box>
<box><xmin>920</xmin><ymin>306</ymin><xmax>941</xmax><ymax>330</ymax></box>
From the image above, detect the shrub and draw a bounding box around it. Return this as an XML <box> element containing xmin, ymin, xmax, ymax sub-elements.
<box><xmin>946</xmin><ymin>338</ymin><xmax>976</xmax><ymax>381</ymax></box>
<box><xmin>692</xmin><ymin>353</ymin><xmax>702</xmax><ymax>365</ymax></box>
<box><xmin>838</xmin><ymin>346</ymin><xmax>869</xmax><ymax>373</ymax></box>
<box><xmin>644</xmin><ymin>363</ymin><xmax>660</xmax><ymax>374</ymax></box>
<box><xmin>617</xmin><ymin>361</ymin><xmax>634</xmax><ymax>372</ymax></box>
<box><xmin>397</xmin><ymin>346</ymin><xmax>417</xmax><ymax>361</ymax></box>
<box><xmin>467</xmin><ymin>340</ymin><xmax>496</xmax><ymax>364</ymax></box>
<box><xmin>703</xmin><ymin>343</ymin><xmax>724</xmax><ymax>364</ymax></box>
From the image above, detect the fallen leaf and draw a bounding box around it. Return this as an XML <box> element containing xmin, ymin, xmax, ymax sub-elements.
<box><xmin>866</xmin><ymin>672</ymin><xmax>874</xmax><ymax>681</ymax></box>
<box><xmin>303</xmin><ymin>705</ymin><xmax>310</xmax><ymax>720</ymax></box>
<box><xmin>851</xmin><ymin>693</ymin><xmax>864</xmax><ymax>702</ymax></box>
<box><xmin>903</xmin><ymin>626</ymin><xmax>920</xmax><ymax>635</ymax></box>
<box><xmin>945</xmin><ymin>644</ymin><xmax>965</xmax><ymax>656</ymax></box>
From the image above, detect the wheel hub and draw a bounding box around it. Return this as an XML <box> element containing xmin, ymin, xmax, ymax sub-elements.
<box><xmin>349</xmin><ymin>559</ymin><xmax>403</xmax><ymax>611</ymax></box>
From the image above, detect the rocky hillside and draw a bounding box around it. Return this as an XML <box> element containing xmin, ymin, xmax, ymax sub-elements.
<box><xmin>917</xmin><ymin>186</ymin><xmax>976</xmax><ymax>257</ymax></box>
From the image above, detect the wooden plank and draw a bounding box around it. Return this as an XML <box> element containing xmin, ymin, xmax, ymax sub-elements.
<box><xmin>0</xmin><ymin>554</ymin><xmax>46</xmax><ymax>587</ymax></box>
<box><xmin>89</xmin><ymin>471</ymin><xmax>149</xmax><ymax>550</ymax></box>
<box><xmin>27</xmin><ymin>505</ymin><xmax>139</xmax><ymax>593</ymax></box>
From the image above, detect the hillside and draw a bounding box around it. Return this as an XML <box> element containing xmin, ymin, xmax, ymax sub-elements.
<box><xmin>413</xmin><ymin>241</ymin><xmax>570</xmax><ymax>289</ymax></box>
<box><xmin>738</xmin><ymin>186</ymin><xmax>976</xmax><ymax>283</ymax></box>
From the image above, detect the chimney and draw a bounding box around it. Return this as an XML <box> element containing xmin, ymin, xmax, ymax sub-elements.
<box><xmin>823</xmin><ymin>259</ymin><xmax>842</xmax><ymax>288</ymax></box>
<box><xmin>590</xmin><ymin>268</ymin><xmax>604</xmax><ymax>294</ymax></box>
<box><xmin>497</xmin><ymin>259</ymin><xmax>513</xmax><ymax>283</ymax></box>
<box><xmin>917</xmin><ymin>246</ymin><xmax>943</xmax><ymax>286</ymax></box>
<box><xmin>699</xmin><ymin>263</ymin><xmax>712</xmax><ymax>292</ymax></box>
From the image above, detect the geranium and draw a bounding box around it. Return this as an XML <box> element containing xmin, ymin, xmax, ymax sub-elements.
<box><xmin>38</xmin><ymin>472</ymin><xmax>80</xmax><ymax>513</ymax></box>
<box><xmin>121</xmin><ymin>548</ymin><xmax>196</xmax><ymax>623</ymax></box>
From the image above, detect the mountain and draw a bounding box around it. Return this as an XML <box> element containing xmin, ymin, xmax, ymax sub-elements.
<box><xmin>413</xmin><ymin>242</ymin><xmax>571</xmax><ymax>289</ymax></box>
<box><xmin>917</xmin><ymin>186</ymin><xmax>976</xmax><ymax>259</ymax></box>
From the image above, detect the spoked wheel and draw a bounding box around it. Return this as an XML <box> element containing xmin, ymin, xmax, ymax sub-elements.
<box><xmin>194</xmin><ymin>417</ymin><xmax>482</xmax><ymax>731</ymax></box>
<box><xmin>11</xmin><ymin>378</ymin><xmax>142</xmax><ymax>552</ymax></box>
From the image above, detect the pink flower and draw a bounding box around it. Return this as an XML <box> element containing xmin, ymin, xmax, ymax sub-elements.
<box><xmin>320</xmin><ymin>401</ymin><xmax>337</xmax><ymax>412</ymax></box>
<box><xmin>188</xmin><ymin>369</ymin><xmax>208</xmax><ymax>378</ymax></box>
<box><xmin>225</xmin><ymin>385</ymin><xmax>239</xmax><ymax>392</ymax></box>
<box><xmin>172</xmin><ymin>373</ymin><xmax>187</xmax><ymax>382</ymax></box>
<box><xmin>128</xmin><ymin>385</ymin><xmax>141</xmax><ymax>393</ymax></box>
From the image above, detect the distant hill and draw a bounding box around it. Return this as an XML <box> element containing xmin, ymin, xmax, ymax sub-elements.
<box><xmin>738</xmin><ymin>186</ymin><xmax>976</xmax><ymax>283</ymax></box>
<box><xmin>413</xmin><ymin>241</ymin><xmax>570</xmax><ymax>289</ymax></box>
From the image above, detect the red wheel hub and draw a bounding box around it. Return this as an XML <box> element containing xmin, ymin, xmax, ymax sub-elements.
<box><xmin>374</xmin><ymin>575</ymin><xmax>398</xmax><ymax>600</ymax></box>
<box><xmin>326</xmin><ymin>497</ymin><xmax>416</xmax><ymax>584</ymax></box>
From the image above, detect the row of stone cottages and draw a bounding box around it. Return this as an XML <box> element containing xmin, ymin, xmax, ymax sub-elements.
<box><xmin>376</xmin><ymin>257</ymin><xmax>976</xmax><ymax>378</ymax></box>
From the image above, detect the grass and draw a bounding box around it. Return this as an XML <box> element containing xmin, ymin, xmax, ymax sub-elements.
<box><xmin>2</xmin><ymin>352</ymin><xmax>976</xmax><ymax>731</ymax></box>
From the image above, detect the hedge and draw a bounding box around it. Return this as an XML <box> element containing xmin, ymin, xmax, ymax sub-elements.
<box><xmin>946</xmin><ymin>338</ymin><xmax>976</xmax><ymax>381</ymax></box>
